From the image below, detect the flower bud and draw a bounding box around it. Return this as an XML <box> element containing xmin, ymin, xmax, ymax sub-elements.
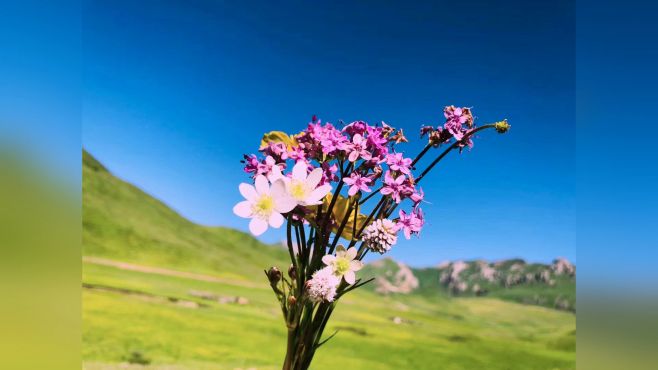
<box><xmin>267</xmin><ymin>267</ymin><xmax>282</xmax><ymax>284</ymax></box>
<box><xmin>494</xmin><ymin>120</ymin><xmax>510</xmax><ymax>134</ymax></box>
<box><xmin>288</xmin><ymin>296</ymin><xmax>297</xmax><ymax>306</ymax></box>
<box><xmin>288</xmin><ymin>264</ymin><xmax>297</xmax><ymax>280</ymax></box>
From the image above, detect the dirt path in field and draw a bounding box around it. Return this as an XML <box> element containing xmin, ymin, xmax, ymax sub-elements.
<box><xmin>82</xmin><ymin>256</ymin><xmax>263</xmax><ymax>289</ymax></box>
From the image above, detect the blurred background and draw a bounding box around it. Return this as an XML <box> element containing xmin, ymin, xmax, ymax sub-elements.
<box><xmin>2</xmin><ymin>0</ymin><xmax>657</xmax><ymax>369</ymax></box>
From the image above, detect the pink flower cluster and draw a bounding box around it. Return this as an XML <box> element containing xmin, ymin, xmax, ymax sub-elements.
<box><xmin>240</xmin><ymin>115</ymin><xmax>426</xmax><ymax>239</ymax></box>
<box><xmin>421</xmin><ymin>105</ymin><xmax>476</xmax><ymax>151</ymax></box>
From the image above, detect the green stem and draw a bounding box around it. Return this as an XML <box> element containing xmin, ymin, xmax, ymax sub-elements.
<box><xmin>415</xmin><ymin>124</ymin><xmax>495</xmax><ymax>184</ymax></box>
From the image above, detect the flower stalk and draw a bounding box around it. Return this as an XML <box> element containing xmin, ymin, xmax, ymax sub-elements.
<box><xmin>233</xmin><ymin>106</ymin><xmax>509</xmax><ymax>370</ymax></box>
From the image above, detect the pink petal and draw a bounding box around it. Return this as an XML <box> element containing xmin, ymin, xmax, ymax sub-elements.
<box><xmin>350</xmin><ymin>260</ymin><xmax>364</xmax><ymax>271</ymax></box>
<box><xmin>233</xmin><ymin>201</ymin><xmax>253</xmax><ymax>218</ymax></box>
<box><xmin>249</xmin><ymin>217</ymin><xmax>268</xmax><ymax>236</ymax></box>
<box><xmin>274</xmin><ymin>195</ymin><xmax>297</xmax><ymax>213</ymax></box>
<box><xmin>268</xmin><ymin>212</ymin><xmax>284</xmax><ymax>228</ymax></box>
<box><xmin>306</xmin><ymin>184</ymin><xmax>332</xmax><ymax>204</ymax></box>
<box><xmin>292</xmin><ymin>161</ymin><xmax>307</xmax><ymax>180</ymax></box>
<box><xmin>344</xmin><ymin>271</ymin><xmax>356</xmax><ymax>285</ymax></box>
<box><xmin>239</xmin><ymin>183</ymin><xmax>258</xmax><ymax>201</ymax></box>
<box><xmin>255</xmin><ymin>175</ymin><xmax>269</xmax><ymax>195</ymax></box>
<box><xmin>305</xmin><ymin>168</ymin><xmax>323</xmax><ymax>189</ymax></box>
<box><xmin>345</xmin><ymin>247</ymin><xmax>357</xmax><ymax>260</ymax></box>
<box><xmin>322</xmin><ymin>255</ymin><xmax>336</xmax><ymax>265</ymax></box>
<box><xmin>348</xmin><ymin>186</ymin><xmax>358</xmax><ymax>196</ymax></box>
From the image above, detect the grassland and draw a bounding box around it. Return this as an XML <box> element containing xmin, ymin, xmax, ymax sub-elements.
<box><xmin>82</xmin><ymin>150</ymin><xmax>575</xmax><ymax>369</ymax></box>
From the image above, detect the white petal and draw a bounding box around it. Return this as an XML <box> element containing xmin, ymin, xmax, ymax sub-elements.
<box><xmin>345</xmin><ymin>247</ymin><xmax>357</xmax><ymax>260</ymax></box>
<box><xmin>305</xmin><ymin>168</ymin><xmax>323</xmax><ymax>189</ymax></box>
<box><xmin>322</xmin><ymin>255</ymin><xmax>336</xmax><ymax>265</ymax></box>
<box><xmin>255</xmin><ymin>175</ymin><xmax>270</xmax><ymax>195</ymax></box>
<box><xmin>274</xmin><ymin>195</ymin><xmax>297</xmax><ymax>213</ymax></box>
<box><xmin>268</xmin><ymin>165</ymin><xmax>284</xmax><ymax>183</ymax></box>
<box><xmin>350</xmin><ymin>260</ymin><xmax>364</xmax><ymax>271</ymax></box>
<box><xmin>270</xmin><ymin>179</ymin><xmax>287</xmax><ymax>197</ymax></box>
<box><xmin>306</xmin><ymin>184</ymin><xmax>332</xmax><ymax>204</ymax></box>
<box><xmin>239</xmin><ymin>183</ymin><xmax>258</xmax><ymax>201</ymax></box>
<box><xmin>344</xmin><ymin>271</ymin><xmax>356</xmax><ymax>285</ymax></box>
<box><xmin>233</xmin><ymin>201</ymin><xmax>253</xmax><ymax>218</ymax></box>
<box><xmin>249</xmin><ymin>217</ymin><xmax>268</xmax><ymax>236</ymax></box>
<box><xmin>268</xmin><ymin>212</ymin><xmax>284</xmax><ymax>228</ymax></box>
<box><xmin>292</xmin><ymin>161</ymin><xmax>307</xmax><ymax>180</ymax></box>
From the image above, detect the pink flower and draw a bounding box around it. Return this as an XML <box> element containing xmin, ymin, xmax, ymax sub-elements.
<box><xmin>287</xmin><ymin>145</ymin><xmax>307</xmax><ymax>162</ymax></box>
<box><xmin>261</xmin><ymin>142</ymin><xmax>288</xmax><ymax>160</ymax></box>
<box><xmin>342</xmin><ymin>172</ymin><xmax>372</xmax><ymax>196</ymax></box>
<box><xmin>386</xmin><ymin>152</ymin><xmax>412</xmax><ymax>175</ymax></box>
<box><xmin>444</xmin><ymin>105</ymin><xmax>474</xmax><ymax>142</ymax></box>
<box><xmin>320</xmin><ymin>162</ymin><xmax>339</xmax><ymax>185</ymax></box>
<box><xmin>410</xmin><ymin>186</ymin><xmax>424</xmax><ymax>204</ymax></box>
<box><xmin>347</xmin><ymin>134</ymin><xmax>372</xmax><ymax>162</ymax></box>
<box><xmin>380</xmin><ymin>171</ymin><xmax>406</xmax><ymax>203</ymax></box>
<box><xmin>343</xmin><ymin>121</ymin><xmax>367</xmax><ymax>136</ymax></box>
<box><xmin>396</xmin><ymin>208</ymin><xmax>424</xmax><ymax>239</ymax></box>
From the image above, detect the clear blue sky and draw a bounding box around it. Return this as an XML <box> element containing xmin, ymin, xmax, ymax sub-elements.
<box><xmin>82</xmin><ymin>0</ymin><xmax>575</xmax><ymax>267</ymax></box>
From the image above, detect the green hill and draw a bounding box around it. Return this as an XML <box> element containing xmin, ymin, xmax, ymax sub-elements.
<box><xmin>83</xmin><ymin>150</ymin><xmax>289</xmax><ymax>280</ymax></box>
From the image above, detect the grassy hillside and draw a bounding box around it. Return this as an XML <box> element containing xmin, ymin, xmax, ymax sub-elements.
<box><xmin>82</xmin><ymin>150</ymin><xmax>575</xmax><ymax>369</ymax></box>
<box><xmin>83</xmin><ymin>150</ymin><xmax>289</xmax><ymax>280</ymax></box>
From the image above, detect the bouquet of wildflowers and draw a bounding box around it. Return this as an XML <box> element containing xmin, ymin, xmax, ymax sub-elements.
<box><xmin>233</xmin><ymin>106</ymin><xmax>509</xmax><ymax>369</ymax></box>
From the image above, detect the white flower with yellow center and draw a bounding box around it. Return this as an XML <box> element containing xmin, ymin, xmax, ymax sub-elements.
<box><xmin>233</xmin><ymin>175</ymin><xmax>296</xmax><ymax>236</ymax></box>
<box><xmin>322</xmin><ymin>246</ymin><xmax>364</xmax><ymax>285</ymax></box>
<box><xmin>284</xmin><ymin>161</ymin><xmax>332</xmax><ymax>206</ymax></box>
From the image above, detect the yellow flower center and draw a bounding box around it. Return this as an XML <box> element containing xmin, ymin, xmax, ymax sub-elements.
<box><xmin>289</xmin><ymin>180</ymin><xmax>307</xmax><ymax>200</ymax></box>
<box><xmin>334</xmin><ymin>258</ymin><xmax>351</xmax><ymax>275</ymax></box>
<box><xmin>252</xmin><ymin>195</ymin><xmax>274</xmax><ymax>217</ymax></box>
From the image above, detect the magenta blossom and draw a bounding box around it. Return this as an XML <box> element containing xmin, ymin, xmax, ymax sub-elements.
<box><xmin>342</xmin><ymin>172</ymin><xmax>372</xmax><ymax>197</ymax></box>
<box><xmin>386</xmin><ymin>152</ymin><xmax>412</xmax><ymax>175</ymax></box>
<box><xmin>347</xmin><ymin>134</ymin><xmax>372</xmax><ymax>162</ymax></box>
<box><xmin>343</xmin><ymin>120</ymin><xmax>367</xmax><ymax>137</ymax></box>
<box><xmin>380</xmin><ymin>171</ymin><xmax>407</xmax><ymax>203</ymax></box>
<box><xmin>287</xmin><ymin>145</ymin><xmax>307</xmax><ymax>162</ymax></box>
<box><xmin>396</xmin><ymin>208</ymin><xmax>424</xmax><ymax>239</ymax></box>
<box><xmin>242</xmin><ymin>154</ymin><xmax>259</xmax><ymax>174</ymax></box>
<box><xmin>320</xmin><ymin>162</ymin><xmax>339</xmax><ymax>185</ymax></box>
<box><xmin>444</xmin><ymin>106</ymin><xmax>474</xmax><ymax>141</ymax></box>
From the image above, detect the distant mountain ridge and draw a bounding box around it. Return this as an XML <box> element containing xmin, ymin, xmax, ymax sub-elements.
<box><xmin>363</xmin><ymin>257</ymin><xmax>576</xmax><ymax>312</ymax></box>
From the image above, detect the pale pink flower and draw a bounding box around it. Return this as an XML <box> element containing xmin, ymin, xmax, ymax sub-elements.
<box><xmin>306</xmin><ymin>266</ymin><xmax>340</xmax><ymax>303</ymax></box>
<box><xmin>380</xmin><ymin>171</ymin><xmax>406</xmax><ymax>203</ymax></box>
<box><xmin>233</xmin><ymin>175</ymin><xmax>296</xmax><ymax>236</ymax></box>
<box><xmin>283</xmin><ymin>161</ymin><xmax>332</xmax><ymax>206</ymax></box>
<box><xmin>362</xmin><ymin>219</ymin><xmax>398</xmax><ymax>254</ymax></box>
<box><xmin>342</xmin><ymin>172</ymin><xmax>372</xmax><ymax>197</ymax></box>
<box><xmin>322</xmin><ymin>246</ymin><xmax>364</xmax><ymax>285</ymax></box>
<box><xmin>396</xmin><ymin>208</ymin><xmax>424</xmax><ymax>239</ymax></box>
<box><xmin>347</xmin><ymin>134</ymin><xmax>372</xmax><ymax>162</ymax></box>
<box><xmin>386</xmin><ymin>152</ymin><xmax>412</xmax><ymax>175</ymax></box>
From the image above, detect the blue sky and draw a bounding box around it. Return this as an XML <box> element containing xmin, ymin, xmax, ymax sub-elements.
<box><xmin>82</xmin><ymin>0</ymin><xmax>575</xmax><ymax>267</ymax></box>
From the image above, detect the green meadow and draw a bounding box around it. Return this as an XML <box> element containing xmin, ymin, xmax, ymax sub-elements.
<box><xmin>82</xmin><ymin>150</ymin><xmax>575</xmax><ymax>369</ymax></box>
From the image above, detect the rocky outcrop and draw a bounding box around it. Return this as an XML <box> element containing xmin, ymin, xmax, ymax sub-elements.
<box><xmin>552</xmin><ymin>258</ymin><xmax>576</xmax><ymax>276</ymax></box>
<box><xmin>372</xmin><ymin>259</ymin><xmax>419</xmax><ymax>294</ymax></box>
